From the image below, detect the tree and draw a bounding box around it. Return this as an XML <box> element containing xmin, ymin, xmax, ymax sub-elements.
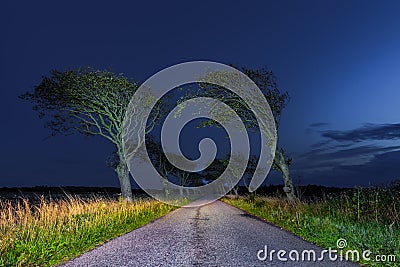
<box><xmin>240</xmin><ymin>67</ymin><xmax>296</xmax><ymax>200</ymax></box>
<box><xmin>145</xmin><ymin>137</ymin><xmax>202</xmax><ymax>197</ymax></box>
<box><xmin>20</xmin><ymin>68</ymin><xmax>160</xmax><ymax>201</ymax></box>
<box><xmin>181</xmin><ymin>66</ymin><xmax>297</xmax><ymax>200</ymax></box>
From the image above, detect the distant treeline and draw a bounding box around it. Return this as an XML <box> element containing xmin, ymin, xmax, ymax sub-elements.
<box><xmin>0</xmin><ymin>185</ymin><xmax>347</xmax><ymax>201</ymax></box>
<box><xmin>1</xmin><ymin>181</ymin><xmax>398</xmax><ymax>202</ymax></box>
<box><xmin>0</xmin><ymin>186</ymin><xmax>141</xmax><ymax>194</ymax></box>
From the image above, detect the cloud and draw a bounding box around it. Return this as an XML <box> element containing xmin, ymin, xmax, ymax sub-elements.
<box><xmin>339</xmin><ymin>150</ymin><xmax>400</xmax><ymax>177</ymax></box>
<box><xmin>309</xmin><ymin>141</ymin><xmax>353</xmax><ymax>149</ymax></box>
<box><xmin>295</xmin><ymin>144</ymin><xmax>400</xmax><ymax>178</ymax></box>
<box><xmin>306</xmin><ymin>122</ymin><xmax>330</xmax><ymax>135</ymax></box>
<box><xmin>312</xmin><ymin>150</ymin><xmax>400</xmax><ymax>187</ymax></box>
<box><xmin>321</xmin><ymin>123</ymin><xmax>400</xmax><ymax>142</ymax></box>
<box><xmin>309</xmin><ymin>122</ymin><xmax>329</xmax><ymax>128</ymax></box>
<box><xmin>296</xmin><ymin>121</ymin><xmax>400</xmax><ymax>186</ymax></box>
<box><xmin>301</xmin><ymin>145</ymin><xmax>400</xmax><ymax>161</ymax></box>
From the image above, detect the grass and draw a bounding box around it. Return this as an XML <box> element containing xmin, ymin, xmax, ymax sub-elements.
<box><xmin>222</xmin><ymin>184</ymin><xmax>400</xmax><ymax>266</ymax></box>
<box><xmin>0</xmin><ymin>195</ymin><xmax>176</xmax><ymax>267</ymax></box>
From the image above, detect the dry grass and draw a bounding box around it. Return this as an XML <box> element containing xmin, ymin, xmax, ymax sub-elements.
<box><xmin>0</xmin><ymin>196</ymin><xmax>175</xmax><ymax>266</ymax></box>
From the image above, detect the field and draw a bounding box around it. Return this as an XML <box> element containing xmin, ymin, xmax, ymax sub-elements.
<box><xmin>0</xmin><ymin>187</ymin><xmax>175</xmax><ymax>267</ymax></box>
<box><xmin>2</xmin><ymin>185</ymin><xmax>399</xmax><ymax>266</ymax></box>
<box><xmin>223</xmin><ymin>182</ymin><xmax>400</xmax><ymax>266</ymax></box>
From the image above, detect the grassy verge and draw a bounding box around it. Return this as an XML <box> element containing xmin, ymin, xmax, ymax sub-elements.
<box><xmin>0</xmin><ymin>196</ymin><xmax>176</xmax><ymax>266</ymax></box>
<box><xmin>222</xmin><ymin>186</ymin><xmax>400</xmax><ymax>266</ymax></box>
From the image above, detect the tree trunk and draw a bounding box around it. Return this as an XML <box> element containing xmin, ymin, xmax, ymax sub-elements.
<box><xmin>179</xmin><ymin>186</ymin><xmax>183</xmax><ymax>197</ymax></box>
<box><xmin>161</xmin><ymin>177</ymin><xmax>170</xmax><ymax>198</ymax></box>
<box><xmin>231</xmin><ymin>185</ymin><xmax>239</xmax><ymax>198</ymax></box>
<box><xmin>275</xmin><ymin>150</ymin><xmax>296</xmax><ymax>201</ymax></box>
<box><xmin>116</xmin><ymin>151</ymin><xmax>133</xmax><ymax>202</ymax></box>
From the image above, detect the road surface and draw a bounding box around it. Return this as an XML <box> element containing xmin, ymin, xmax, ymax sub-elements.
<box><xmin>61</xmin><ymin>201</ymin><xmax>359</xmax><ymax>266</ymax></box>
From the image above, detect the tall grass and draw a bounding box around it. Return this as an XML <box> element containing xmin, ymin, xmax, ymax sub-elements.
<box><xmin>0</xmin><ymin>196</ymin><xmax>175</xmax><ymax>267</ymax></box>
<box><xmin>223</xmin><ymin>183</ymin><xmax>400</xmax><ymax>266</ymax></box>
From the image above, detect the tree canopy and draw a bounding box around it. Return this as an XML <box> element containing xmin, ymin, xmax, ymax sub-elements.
<box><xmin>21</xmin><ymin>68</ymin><xmax>160</xmax><ymax>201</ymax></box>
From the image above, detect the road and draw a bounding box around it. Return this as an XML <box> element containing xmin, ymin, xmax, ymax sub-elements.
<box><xmin>61</xmin><ymin>201</ymin><xmax>359</xmax><ymax>266</ymax></box>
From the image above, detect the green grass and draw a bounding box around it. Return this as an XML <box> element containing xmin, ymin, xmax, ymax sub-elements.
<box><xmin>222</xmin><ymin>185</ymin><xmax>400</xmax><ymax>266</ymax></box>
<box><xmin>0</xmin><ymin>196</ymin><xmax>176</xmax><ymax>267</ymax></box>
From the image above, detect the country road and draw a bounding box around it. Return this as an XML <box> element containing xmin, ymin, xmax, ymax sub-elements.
<box><xmin>61</xmin><ymin>201</ymin><xmax>359</xmax><ymax>267</ymax></box>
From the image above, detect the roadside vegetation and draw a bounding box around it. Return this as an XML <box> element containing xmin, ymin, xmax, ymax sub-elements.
<box><xmin>0</xmin><ymin>196</ymin><xmax>175</xmax><ymax>266</ymax></box>
<box><xmin>223</xmin><ymin>182</ymin><xmax>400</xmax><ymax>266</ymax></box>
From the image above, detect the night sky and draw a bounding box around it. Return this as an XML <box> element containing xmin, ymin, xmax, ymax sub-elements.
<box><xmin>1</xmin><ymin>0</ymin><xmax>400</xmax><ymax>188</ymax></box>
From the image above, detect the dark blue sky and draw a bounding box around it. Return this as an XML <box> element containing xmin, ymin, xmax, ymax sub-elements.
<box><xmin>1</xmin><ymin>0</ymin><xmax>400</xmax><ymax>188</ymax></box>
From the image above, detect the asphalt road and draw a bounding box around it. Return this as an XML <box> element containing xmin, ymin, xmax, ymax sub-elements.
<box><xmin>61</xmin><ymin>201</ymin><xmax>359</xmax><ymax>267</ymax></box>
